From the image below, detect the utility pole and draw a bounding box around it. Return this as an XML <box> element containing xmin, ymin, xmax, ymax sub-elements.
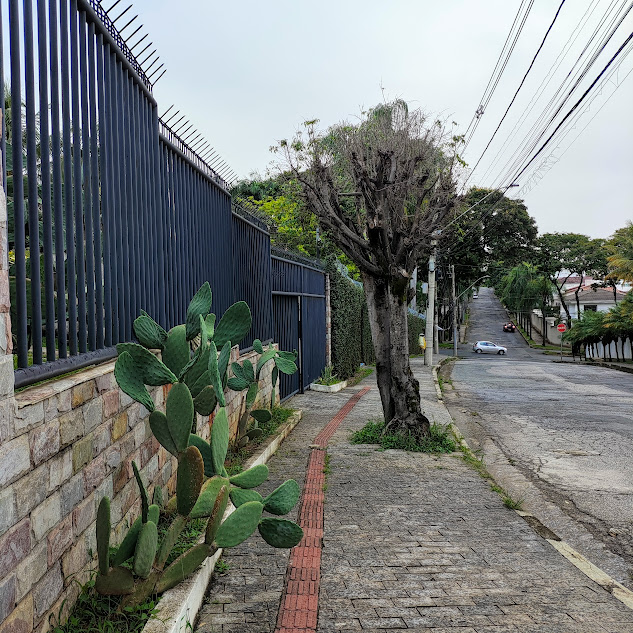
<box><xmin>424</xmin><ymin>242</ymin><xmax>437</xmax><ymax>366</ymax></box>
<box><xmin>451</xmin><ymin>264</ymin><xmax>458</xmax><ymax>357</ymax></box>
<box><xmin>434</xmin><ymin>280</ymin><xmax>439</xmax><ymax>355</ymax></box>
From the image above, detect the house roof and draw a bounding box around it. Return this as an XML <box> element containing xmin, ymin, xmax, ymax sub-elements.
<box><xmin>561</xmin><ymin>285</ymin><xmax>627</xmax><ymax>302</ymax></box>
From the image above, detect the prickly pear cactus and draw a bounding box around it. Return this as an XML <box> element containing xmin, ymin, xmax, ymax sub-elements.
<box><xmin>98</xmin><ymin>284</ymin><xmax>303</xmax><ymax>602</ymax></box>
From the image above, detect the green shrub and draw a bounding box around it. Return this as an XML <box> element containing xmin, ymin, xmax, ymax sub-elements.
<box><xmin>327</xmin><ymin>260</ymin><xmax>374</xmax><ymax>379</ymax></box>
<box><xmin>350</xmin><ymin>419</ymin><xmax>456</xmax><ymax>453</ymax></box>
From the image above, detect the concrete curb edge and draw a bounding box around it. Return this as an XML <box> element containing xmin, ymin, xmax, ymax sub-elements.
<box><xmin>142</xmin><ymin>410</ymin><xmax>304</xmax><ymax>633</ymax></box>
<box><xmin>437</xmin><ymin>370</ymin><xmax>633</xmax><ymax>612</ymax></box>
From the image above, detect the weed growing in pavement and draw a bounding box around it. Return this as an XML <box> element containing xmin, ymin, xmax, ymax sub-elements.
<box><xmin>347</xmin><ymin>366</ymin><xmax>374</xmax><ymax>387</ymax></box>
<box><xmin>350</xmin><ymin>420</ymin><xmax>456</xmax><ymax>453</ymax></box>
<box><xmin>214</xmin><ymin>558</ymin><xmax>230</xmax><ymax>575</ymax></box>
<box><xmin>323</xmin><ymin>453</ymin><xmax>332</xmax><ymax>476</ymax></box>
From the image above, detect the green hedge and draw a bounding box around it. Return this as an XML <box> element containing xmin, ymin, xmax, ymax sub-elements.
<box><xmin>327</xmin><ymin>261</ymin><xmax>425</xmax><ymax>378</ymax></box>
<box><xmin>327</xmin><ymin>261</ymin><xmax>374</xmax><ymax>379</ymax></box>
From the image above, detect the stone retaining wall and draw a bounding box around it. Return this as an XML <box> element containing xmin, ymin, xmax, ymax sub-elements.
<box><xmin>0</xmin><ymin>345</ymin><xmax>278</xmax><ymax>633</ymax></box>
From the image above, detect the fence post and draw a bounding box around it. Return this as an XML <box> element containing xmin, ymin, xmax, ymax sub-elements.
<box><xmin>0</xmin><ymin>114</ymin><xmax>15</xmax><ymax>395</ymax></box>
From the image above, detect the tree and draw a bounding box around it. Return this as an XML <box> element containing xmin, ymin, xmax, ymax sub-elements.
<box><xmin>536</xmin><ymin>233</ymin><xmax>593</xmax><ymax>324</ymax></box>
<box><xmin>605</xmin><ymin>222</ymin><xmax>633</xmax><ymax>282</ymax></box>
<box><xmin>499</xmin><ymin>263</ymin><xmax>553</xmax><ymax>345</ymax></box>
<box><xmin>277</xmin><ymin>102</ymin><xmax>458</xmax><ymax>440</ymax></box>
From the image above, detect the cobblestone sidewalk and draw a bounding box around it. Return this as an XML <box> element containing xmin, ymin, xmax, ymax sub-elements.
<box><xmin>196</xmin><ymin>362</ymin><xmax>633</xmax><ymax>632</ymax></box>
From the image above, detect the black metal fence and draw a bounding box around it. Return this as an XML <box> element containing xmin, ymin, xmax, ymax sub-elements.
<box><xmin>271</xmin><ymin>254</ymin><xmax>326</xmax><ymax>398</ymax></box>
<box><xmin>2</xmin><ymin>0</ymin><xmax>325</xmax><ymax>389</ymax></box>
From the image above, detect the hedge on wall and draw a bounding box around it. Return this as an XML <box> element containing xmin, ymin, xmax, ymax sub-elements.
<box><xmin>327</xmin><ymin>260</ymin><xmax>364</xmax><ymax>379</ymax></box>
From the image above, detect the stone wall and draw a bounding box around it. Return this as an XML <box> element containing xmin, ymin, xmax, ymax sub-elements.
<box><xmin>0</xmin><ymin>345</ymin><xmax>278</xmax><ymax>633</ymax></box>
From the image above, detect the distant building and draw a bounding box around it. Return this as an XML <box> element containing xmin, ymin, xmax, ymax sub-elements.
<box><xmin>553</xmin><ymin>284</ymin><xmax>627</xmax><ymax>320</ymax></box>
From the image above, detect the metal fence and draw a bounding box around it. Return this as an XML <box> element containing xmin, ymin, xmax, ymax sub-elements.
<box><xmin>271</xmin><ymin>255</ymin><xmax>326</xmax><ymax>398</ymax></box>
<box><xmin>2</xmin><ymin>0</ymin><xmax>326</xmax><ymax>390</ymax></box>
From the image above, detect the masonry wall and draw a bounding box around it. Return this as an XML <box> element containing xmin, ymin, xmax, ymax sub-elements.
<box><xmin>0</xmin><ymin>345</ymin><xmax>278</xmax><ymax>633</ymax></box>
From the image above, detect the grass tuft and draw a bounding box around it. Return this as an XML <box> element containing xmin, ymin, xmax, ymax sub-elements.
<box><xmin>350</xmin><ymin>419</ymin><xmax>456</xmax><ymax>453</ymax></box>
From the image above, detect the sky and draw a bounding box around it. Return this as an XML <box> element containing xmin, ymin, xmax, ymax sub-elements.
<box><xmin>129</xmin><ymin>0</ymin><xmax>633</xmax><ymax>240</ymax></box>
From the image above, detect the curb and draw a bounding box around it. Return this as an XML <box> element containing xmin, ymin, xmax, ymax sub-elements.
<box><xmin>431</xmin><ymin>356</ymin><xmax>455</xmax><ymax>402</ymax></box>
<box><xmin>442</xmin><ymin>391</ymin><xmax>633</xmax><ymax>612</ymax></box>
<box><xmin>142</xmin><ymin>411</ymin><xmax>304</xmax><ymax>633</ymax></box>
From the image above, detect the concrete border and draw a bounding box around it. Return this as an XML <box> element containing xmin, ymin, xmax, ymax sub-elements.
<box><xmin>309</xmin><ymin>380</ymin><xmax>348</xmax><ymax>393</ymax></box>
<box><xmin>142</xmin><ymin>410</ymin><xmax>304</xmax><ymax>633</ymax></box>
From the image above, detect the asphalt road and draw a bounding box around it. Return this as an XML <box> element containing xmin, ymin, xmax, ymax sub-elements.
<box><xmin>444</xmin><ymin>287</ymin><xmax>633</xmax><ymax>579</ymax></box>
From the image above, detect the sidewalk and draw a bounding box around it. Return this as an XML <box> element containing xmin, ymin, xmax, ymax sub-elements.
<box><xmin>196</xmin><ymin>359</ymin><xmax>633</xmax><ymax>632</ymax></box>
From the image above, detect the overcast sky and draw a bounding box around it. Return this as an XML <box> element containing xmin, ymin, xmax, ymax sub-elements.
<box><xmin>131</xmin><ymin>0</ymin><xmax>633</xmax><ymax>240</ymax></box>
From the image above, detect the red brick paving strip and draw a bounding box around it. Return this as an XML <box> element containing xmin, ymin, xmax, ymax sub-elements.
<box><xmin>275</xmin><ymin>386</ymin><xmax>371</xmax><ymax>633</ymax></box>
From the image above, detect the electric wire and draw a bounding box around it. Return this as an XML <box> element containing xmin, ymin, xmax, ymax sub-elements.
<box><xmin>492</xmin><ymin>0</ymin><xmax>633</xmax><ymax>188</ymax></box>
<box><xmin>461</xmin><ymin>0</ymin><xmax>533</xmax><ymax>152</ymax></box>
<box><xmin>465</xmin><ymin>0</ymin><xmax>568</xmax><ymax>186</ymax></box>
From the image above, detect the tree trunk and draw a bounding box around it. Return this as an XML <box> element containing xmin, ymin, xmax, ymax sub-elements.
<box><xmin>363</xmin><ymin>273</ymin><xmax>430</xmax><ymax>441</ymax></box>
<box><xmin>553</xmin><ymin>281</ymin><xmax>571</xmax><ymax>324</ymax></box>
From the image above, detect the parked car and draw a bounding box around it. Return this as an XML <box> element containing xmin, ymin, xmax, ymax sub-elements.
<box><xmin>503</xmin><ymin>322</ymin><xmax>516</xmax><ymax>333</ymax></box>
<box><xmin>473</xmin><ymin>292</ymin><xmax>478</xmax><ymax>298</ymax></box>
<box><xmin>472</xmin><ymin>341</ymin><xmax>507</xmax><ymax>355</ymax></box>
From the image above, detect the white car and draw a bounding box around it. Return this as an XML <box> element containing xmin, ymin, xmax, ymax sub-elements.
<box><xmin>472</xmin><ymin>341</ymin><xmax>507</xmax><ymax>355</ymax></box>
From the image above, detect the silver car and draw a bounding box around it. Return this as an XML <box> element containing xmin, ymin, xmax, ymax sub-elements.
<box><xmin>472</xmin><ymin>341</ymin><xmax>507</xmax><ymax>355</ymax></box>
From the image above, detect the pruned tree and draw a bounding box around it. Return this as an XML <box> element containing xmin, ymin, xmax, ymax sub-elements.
<box><xmin>276</xmin><ymin>101</ymin><xmax>458</xmax><ymax>440</ymax></box>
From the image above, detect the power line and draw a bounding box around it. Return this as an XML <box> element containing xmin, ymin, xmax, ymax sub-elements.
<box><xmin>461</xmin><ymin>0</ymin><xmax>534</xmax><ymax>152</ymax></box>
<box><xmin>464</xmin><ymin>0</ymin><xmax>568</xmax><ymax>185</ymax></box>
<box><xmin>492</xmin><ymin>0</ymin><xmax>633</xmax><ymax>187</ymax></box>
<box><xmin>510</xmin><ymin>26</ymin><xmax>633</xmax><ymax>185</ymax></box>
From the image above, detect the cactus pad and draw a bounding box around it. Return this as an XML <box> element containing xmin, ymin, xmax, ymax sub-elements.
<box><xmin>274</xmin><ymin>355</ymin><xmax>298</xmax><ymax>374</ymax></box>
<box><xmin>213</xmin><ymin>301</ymin><xmax>252</xmax><ymax>349</ymax></box>
<box><xmin>229</xmin><ymin>464</ymin><xmax>269</xmax><ymax>489</ymax></box>
<box><xmin>152</xmin><ymin>486</ymin><xmax>164</xmax><ymax>508</ymax></box>
<box><xmin>246</xmin><ymin>428</ymin><xmax>264</xmax><ymax>441</ymax></box>
<box><xmin>188</xmin><ymin>434</ymin><xmax>214</xmax><ymax>477</ymax></box>
<box><xmin>155</xmin><ymin>515</ymin><xmax>187</xmax><ymax>570</ymax></box>
<box><xmin>230</xmin><ymin>487</ymin><xmax>263</xmax><ymax>508</ymax></box>
<box><xmin>149</xmin><ymin>410</ymin><xmax>178</xmax><ymax>457</ymax></box>
<box><xmin>116</xmin><ymin>343</ymin><xmax>177</xmax><ymax>386</ymax></box>
<box><xmin>251</xmin><ymin>409</ymin><xmax>272</xmax><ymax>424</ymax></box>
<box><xmin>210</xmin><ymin>408</ymin><xmax>230</xmax><ymax>476</ymax></box>
<box><xmin>111</xmin><ymin>516</ymin><xmax>142</xmax><ymax>566</ymax></box>
<box><xmin>263</xmin><ymin>480</ymin><xmax>300</xmax><ymax>515</ymax></box>
<box><xmin>114</xmin><ymin>352</ymin><xmax>154</xmax><ymax>412</ymax></box>
<box><xmin>258</xmin><ymin>517</ymin><xmax>304</xmax><ymax>548</ymax></box>
<box><xmin>185</xmin><ymin>282</ymin><xmax>212</xmax><ymax>340</ymax></box>
<box><xmin>204</xmin><ymin>484</ymin><xmax>230</xmax><ymax>546</ymax></box>
<box><xmin>253</xmin><ymin>339</ymin><xmax>264</xmax><ymax>354</ymax></box>
<box><xmin>218</xmin><ymin>341</ymin><xmax>231</xmax><ymax>382</ymax></box>
<box><xmin>133</xmin><ymin>313</ymin><xmax>168</xmax><ymax>350</ymax></box>
<box><xmin>162</xmin><ymin>325</ymin><xmax>190</xmax><ymax>377</ymax></box>
<box><xmin>214</xmin><ymin>501</ymin><xmax>263</xmax><ymax>548</ymax></box>
<box><xmin>132</xmin><ymin>461</ymin><xmax>149</xmax><ymax>523</ymax></box>
<box><xmin>227</xmin><ymin>375</ymin><xmax>249</xmax><ymax>392</ymax></box>
<box><xmin>208</xmin><ymin>343</ymin><xmax>226</xmax><ymax>407</ymax></box>
<box><xmin>166</xmin><ymin>382</ymin><xmax>195</xmax><ymax>453</ymax></box>
<box><xmin>246</xmin><ymin>382</ymin><xmax>259</xmax><ymax>408</ymax></box>
<box><xmin>193</xmin><ymin>386</ymin><xmax>217</xmax><ymax>416</ymax></box>
<box><xmin>183</xmin><ymin>346</ymin><xmax>210</xmax><ymax>390</ymax></box>
<box><xmin>256</xmin><ymin>348</ymin><xmax>276</xmax><ymax>377</ymax></box>
<box><xmin>133</xmin><ymin>520</ymin><xmax>158</xmax><ymax>579</ymax></box>
<box><xmin>177</xmin><ymin>446</ymin><xmax>204</xmax><ymax>516</ymax></box>
<box><xmin>148</xmin><ymin>504</ymin><xmax>160</xmax><ymax>525</ymax></box>
<box><xmin>156</xmin><ymin>543</ymin><xmax>212</xmax><ymax>594</ymax></box>
<box><xmin>190</xmin><ymin>476</ymin><xmax>229</xmax><ymax>519</ymax></box>
<box><xmin>95</xmin><ymin>566</ymin><xmax>134</xmax><ymax>596</ymax></box>
<box><xmin>96</xmin><ymin>496</ymin><xmax>111</xmax><ymax>576</ymax></box>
